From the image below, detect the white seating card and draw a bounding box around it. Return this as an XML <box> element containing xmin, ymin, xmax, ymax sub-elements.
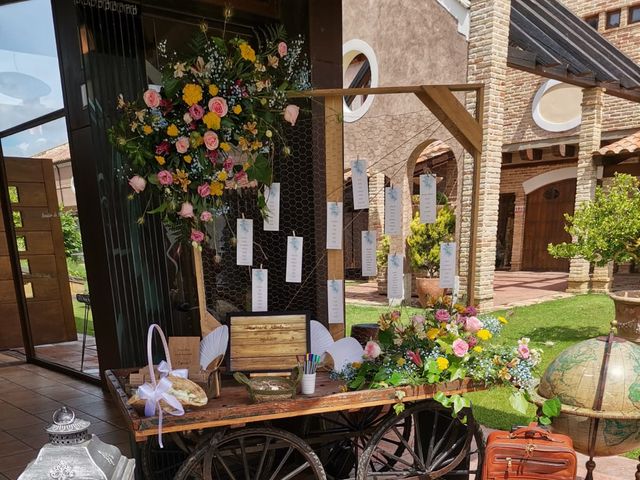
<box><xmin>263</xmin><ymin>182</ymin><xmax>280</xmax><ymax>231</ymax></box>
<box><xmin>361</xmin><ymin>230</ymin><xmax>377</xmax><ymax>277</ymax></box>
<box><xmin>327</xmin><ymin>279</ymin><xmax>344</xmax><ymax>324</ymax></box>
<box><xmin>252</xmin><ymin>268</ymin><xmax>268</xmax><ymax>312</ymax></box>
<box><xmin>236</xmin><ymin>218</ymin><xmax>253</xmax><ymax>266</ymax></box>
<box><xmin>286</xmin><ymin>236</ymin><xmax>304</xmax><ymax>283</ymax></box>
<box><xmin>384</xmin><ymin>186</ymin><xmax>402</xmax><ymax>235</ymax></box>
<box><xmin>351</xmin><ymin>159</ymin><xmax>369</xmax><ymax>210</ymax></box>
<box><xmin>439</xmin><ymin>242</ymin><xmax>456</xmax><ymax>289</ymax></box>
<box><xmin>419</xmin><ymin>174</ymin><xmax>437</xmax><ymax>224</ymax></box>
<box><xmin>387</xmin><ymin>253</ymin><xmax>404</xmax><ymax>300</ymax></box>
<box><xmin>326</xmin><ymin>202</ymin><xmax>343</xmax><ymax>250</ymax></box>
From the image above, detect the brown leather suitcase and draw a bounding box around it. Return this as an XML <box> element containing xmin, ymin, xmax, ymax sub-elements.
<box><xmin>483</xmin><ymin>423</ymin><xmax>577</xmax><ymax>479</ymax></box>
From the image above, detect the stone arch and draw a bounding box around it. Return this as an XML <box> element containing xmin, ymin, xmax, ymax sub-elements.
<box><xmin>522</xmin><ymin>166</ymin><xmax>577</xmax><ymax>195</ymax></box>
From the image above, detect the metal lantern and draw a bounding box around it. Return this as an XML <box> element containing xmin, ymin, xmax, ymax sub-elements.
<box><xmin>18</xmin><ymin>406</ymin><xmax>135</xmax><ymax>480</ymax></box>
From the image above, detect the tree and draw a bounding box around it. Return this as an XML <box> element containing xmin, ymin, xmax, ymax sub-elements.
<box><xmin>548</xmin><ymin>173</ymin><xmax>640</xmax><ymax>266</ymax></box>
<box><xmin>59</xmin><ymin>209</ymin><xmax>83</xmax><ymax>258</ymax></box>
<box><xmin>407</xmin><ymin>204</ymin><xmax>456</xmax><ymax>277</ymax></box>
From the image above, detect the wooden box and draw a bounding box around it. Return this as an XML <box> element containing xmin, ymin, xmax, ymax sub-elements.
<box><xmin>227</xmin><ymin>312</ymin><xmax>310</xmax><ymax>373</ymax></box>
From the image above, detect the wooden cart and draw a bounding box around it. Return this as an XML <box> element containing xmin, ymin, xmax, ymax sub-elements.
<box><xmin>106</xmin><ymin>369</ymin><xmax>486</xmax><ymax>480</ymax></box>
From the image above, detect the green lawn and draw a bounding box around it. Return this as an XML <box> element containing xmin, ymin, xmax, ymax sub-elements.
<box><xmin>73</xmin><ymin>299</ymin><xmax>94</xmax><ymax>336</ymax></box>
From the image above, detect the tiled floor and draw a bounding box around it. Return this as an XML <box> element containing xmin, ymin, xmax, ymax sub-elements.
<box><xmin>0</xmin><ymin>353</ymin><xmax>130</xmax><ymax>480</ymax></box>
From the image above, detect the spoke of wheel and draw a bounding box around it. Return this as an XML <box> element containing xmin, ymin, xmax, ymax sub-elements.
<box><xmin>414</xmin><ymin>413</ymin><xmax>425</xmax><ymax>466</ymax></box>
<box><xmin>429</xmin><ymin>414</ymin><xmax>457</xmax><ymax>462</ymax></box>
<box><xmin>425</xmin><ymin>410</ymin><xmax>439</xmax><ymax>466</ymax></box>
<box><xmin>255</xmin><ymin>436</ymin><xmax>272</xmax><ymax>479</ymax></box>
<box><xmin>377</xmin><ymin>446</ymin><xmax>415</xmax><ymax>468</ymax></box>
<box><xmin>430</xmin><ymin>433</ymin><xmax>467</xmax><ymax>471</ymax></box>
<box><xmin>214</xmin><ymin>452</ymin><xmax>239</xmax><ymax>480</ymax></box>
<box><xmin>239</xmin><ymin>437</ymin><xmax>250</xmax><ymax>480</ymax></box>
<box><xmin>279</xmin><ymin>461</ymin><xmax>311</xmax><ymax>480</ymax></box>
<box><xmin>391</xmin><ymin>426</ymin><xmax>425</xmax><ymax>471</ymax></box>
<box><xmin>268</xmin><ymin>446</ymin><xmax>294</xmax><ymax>480</ymax></box>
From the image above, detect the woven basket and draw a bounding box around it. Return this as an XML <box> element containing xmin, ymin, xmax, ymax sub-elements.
<box><xmin>234</xmin><ymin>366</ymin><xmax>302</xmax><ymax>403</ymax></box>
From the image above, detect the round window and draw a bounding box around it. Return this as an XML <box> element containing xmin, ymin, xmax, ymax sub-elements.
<box><xmin>342</xmin><ymin>39</ymin><xmax>379</xmax><ymax>122</ymax></box>
<box><xmin>532</xmin><ymin>80</ymin><xmax>582</xmax><ymax>132</ymax></box>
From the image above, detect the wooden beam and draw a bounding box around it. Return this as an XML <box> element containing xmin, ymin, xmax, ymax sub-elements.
<box><xmin>324</xmin><ymin>96</ymin><xmax>345</xmax><ymax>340</ymax></box>
<box><xmin>603</xmin><ymin>162</ymin><xmax>640</xmax><ymax>177</ymax></box>
<box><xmin>415</xmin><ymin>85</ymin><xmax>483</xmax><ymax>157</ymax></box>
<box><xmin>287</xmin><ymin>84</ymin><xmax>484</xmax><ymax>98</ymax></box>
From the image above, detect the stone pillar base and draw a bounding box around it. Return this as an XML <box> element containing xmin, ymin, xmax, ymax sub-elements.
<box><xmin>567</xmin><ymin>280</ymin><xmax>590</xmax><ymax>294</ymax></box>
<box><xmin>591</xmin><ymin>279</ymin><xmax>611</xmax><ymax>293</ymax></box>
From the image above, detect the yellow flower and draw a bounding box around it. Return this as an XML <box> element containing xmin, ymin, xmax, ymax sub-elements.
<box><xmin>498</xmin><ymin>316</ymin><xmax>508</xmax><ymax>324</ymax></box>
<box><xmin>243</xmin><ymin>121</ymin><xmax>258</xmax><ymax>135</ymax></box>
<box><xmin>352</xmin><ymin>362</ymin><xmax>362</xmax><ymax>369</ymax></box>
<box><xmin>210</xmin><ymin>181</ymin><xmax>224</xmax><ymax>196</ymax></box>
<box><xmin>167</xmin><ymin>124</ymin><xmax>179</xmax><ymax>137</ymax></box>
<box><xmin>426</xmin><ymin>328</ymin><xmax>440</xmax><ymax>341</ymax></box>
<box><xmin>208</xmin><ymin>84</ymin><xmax>219</xmax><ymax>96</ymax></box>
<box><xmin>238</xmin><ymin>136</ymin><xmax>250</xmax><ymax>151</ymax></box>
<box><xmin>182</xmin><ymin>83</ymin><xmax>203</xmax><ymax>106</ymax></box>
<box><xmin>239</xmin><ymin>43</ymin><xmax>256</xmax><ymax>62</ymax></box>
<box><xmin>436</xmin><ymin>357</ymin><xmax>449</xmax><ymax>371</ymax></box>
<box><xmin>217</xmin><ymin>170</ymin><xmax>228</xmax><ymax>181</ymax></box>
<box><xmin>203</xmin><ymin>111</ymin><xmax>221</xmax><ymax>130</ymax></box>
<box><xmin>142</xmin><ymin>125</ymin><xmax>153</xmax><ymax>135</ymax></box>
<box><xmin>220</xmin><ymin>142</ymin><xmax>231</xmax><ymax>152</ymax></box>
<box><xmin>232</xmin><ymin>104</ymin><xmax>242</xmax><ymax>114</ymax></box>
<box><xmin>183</xmin><ymin>155</ymin><xmax>192</xmax><ymax>164</ymax></box>
<box><xmin>155</xmin><ymin>156</ymin><xmax>165</xmax><ymax>165</ymax></box>
<box><xmin>477</xmin><ymin>329</ymin><xmax>493</xmax><ymax>341</ymax></box>
<box><xmin>243</xmin><ymin>162</ymin><xmax>251</xmax><ymax>171</ymax></box>
<box><xmin>174</xmin><ymin>169</ymin><xmax>191</xmax><ymax>192</ymax></box>
<box><xmin>473</xmin><ymin>346</ymin><xmax>483</xmax><ymax>353</ymax></box>
<box><xmin>251</xmin><ymin>140</ymin><xmax>263</xmax><ymax>151</ymax></box>
<box><xmin>396</xmin><ymin>358</ymin><xmax>406</xmax><ymax>367</ymax></box>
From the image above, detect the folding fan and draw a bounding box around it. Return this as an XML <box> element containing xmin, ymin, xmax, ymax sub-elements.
<box><xmin>199</xmin><ymin>325</ymin><xmax>229</xmax><ymax>370</ymax></box>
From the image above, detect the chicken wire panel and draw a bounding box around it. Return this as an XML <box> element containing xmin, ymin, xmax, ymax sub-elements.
<box><xmin>201</xmin><ymin>110</ymin><xmax>323</xmax><ymax>319</ymax></box>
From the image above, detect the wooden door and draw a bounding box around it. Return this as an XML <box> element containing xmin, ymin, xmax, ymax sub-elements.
<box><xmin>0</xmin><ymin>158</ymin><xmax>77</xmax><ymax>348</ymax></box>
<box><xmin>522</xmin><ymin>178</ymin><xmax>576</xmax><ymax>272</ymax></box>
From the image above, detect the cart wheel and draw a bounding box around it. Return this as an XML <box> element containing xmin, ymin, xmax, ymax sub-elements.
<box><xmin>174</xmin><ymin>427</ymin><xmax>327</xmax><ymax>480</ymax></box>
<box><xmin>356</xmin><ymin>401</ymin><xmax>484</xmax><ymax>479</ymax></box>
<box><xmin>141</xmin><ymin>431</ymin><xmax>211</xmax><ymax>480</ymax></box>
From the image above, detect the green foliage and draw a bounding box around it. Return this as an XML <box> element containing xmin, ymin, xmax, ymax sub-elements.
<box><xmin>548</xmin><ymin>173</ymin><xmax>640</xmax><ymax>266</ymax></box>
<box><xmin>376</xmin><ymin>234</ymin><xmax>390</xmax><ymax>269</ymax></box>
<box><xmin>406</xmin><ymin>204</ymin><xmax>455</xmax><ymax>276</ymax></box>
<box><xmin>66</xmin><ymin>257</ymin><xmax>87</xmax><ymax>280</ymax></box>
<box><xmin>538</xmin><ymin>397</ymin><xmax>562</xmax><ymax>426</ymax></box>
<box><xmin>59</xmin><ymin>209</ymin><xmax>83</xmax><ymax>258</ymax></box>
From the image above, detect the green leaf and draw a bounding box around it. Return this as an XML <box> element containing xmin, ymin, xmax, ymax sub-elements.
<box><xmin>389</xmin><ymin>372</ymin><xmax>403</xmax><ymax>386</ymax></box>
<box><xmin>452</xmin><ymin>395</ymin><xmax>466</xmax><ymax>415</ymax></box>
<box><xmin>539</xmin><ymin>416</ymin><xmax>552</xmax><ymax>426</ymax></box>
<box><xmin>393</xmin><ymin>402</ymin><xmax>405</xmax><ymax>415</ymax></box>
<box><xmin>434</xmin><ymin>391</ymin><xmax>450</xmax><ymax>407</ymax></box>
<box><xmin>542</xmin><ymin>397</ymin><xmax>562</xmax><ymax>418</ymax></box>
<box><xmin>377</xmin><ymin>328</ymin><xmax>394</xmax><ymax>348</ymax></box>
<box><xmin>246</xmin><ymin>155</ymin><xmax>272</xmax><ymax>184</ymax></box>
<box><xmin>509</xmin><ymin>391</ymin><xmax>530</xmax><ymax>415</ymax></box>
<box><xmin>450</xmin><ymin>367</ymin><xmax>464</xmax><ymax>381</ymax></box>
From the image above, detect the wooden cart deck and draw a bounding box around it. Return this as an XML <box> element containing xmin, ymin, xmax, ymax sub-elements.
<box><xmin>105</xmin><ymin>369</ymin><xmax>485</xmax><ymax>442</ymax></box>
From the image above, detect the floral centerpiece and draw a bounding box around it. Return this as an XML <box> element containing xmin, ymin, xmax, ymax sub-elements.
<box><xmin>108</xmin><ymin>25</ymin><xmax>310</xmax><ymax>244</ymax></box>
<box><xmin>338</xmin><ymin>297</ymin><xmax>542</xmax><ymax>415</ymax></box>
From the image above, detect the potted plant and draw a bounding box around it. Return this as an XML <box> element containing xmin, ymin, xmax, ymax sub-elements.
<box><xmin>407</xmin><ymin>203</ymin><xmax>455</xmax><ymax>307</ymax></box>
<box><xmin>548</xmin><ymin>173</ymin><xmax>640</xmax><ymax>340</ymax></box>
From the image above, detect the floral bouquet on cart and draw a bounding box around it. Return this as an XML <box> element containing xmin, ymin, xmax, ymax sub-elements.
<box><xmin>338</xmin><ymin>297</ymin><xmax>544</xmax><ymax>417</ymax></box>
<box><xmin>108</xmin><ymin>25</ymin><xmax>310</xmax><ymax>245</ymax></box>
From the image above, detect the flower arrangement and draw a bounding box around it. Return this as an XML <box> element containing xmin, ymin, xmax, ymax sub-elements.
<box><xmin>338</xmin><ymin>297</ymin><xmax>542</xmax><ymax>415</ymax></box>
<box><xmin>108</xmin><ymin>25</ymin><xmax>310</xmax><ymax>244</ymax></box>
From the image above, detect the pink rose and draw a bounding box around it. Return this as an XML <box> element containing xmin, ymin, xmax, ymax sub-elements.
<box><xmin>234</xmin><ymin>170</ymin><xmax>248</xmax><ymax>187</ymax></box>
<box><xmin>143</xmin><ymin>89</ymin><xmax>161</xmax><ymax>108</ymax></box>
<box><xmin>191</xmin><ymin>229</ymin><xmax>205</xmax><ymax>243</ymax></box>
<box><xmin>363</xmin><ymin>340</ymin><xmax>381</xmax><ymax>360</ymax></box>
<box><xmin>203</xmin><ymin>130</ymin><xmax>219</xmax><ymax>150</ymax></box>
<box><xmin>452</xmin><ymin>339</ymin><xmax>469</xmax><ymax>358</ymax></box>
<box><xmin>208</xmin><ymin>97</ymin><xmax>228</xmax><ymax>117</ymax></box>
<box><xmin>518</xmin><ymin>344</ymin><xmax>530</xmax><ymax>359</ymax></box>
<box><xmin>188</xmin><ymin>104</ymin><xmax>204</xmax><ymax>120</ymax></box>
<box><xmin>157</xmin><ymin>170</ymin><xmax>173</xmax><ymax>185</ymax></box>
<box><xmin>411</xmin><ymin>315</ymin><xmax>425</xmax><ymax>326</ymax></box>
<box><xmin>464</xmin><ymin>316</ymin><xmax>483</xmax><ymax>334</ymax></box>
<box><xmin>467</xmin><ymin>336</ymin><xmax>478</xmax><ymax>348</ymax></box>
<box><xmin>223</xmin><ymin>158</ymin><xmax>233</xmax><ymax>171</ymax></box>
<box><xmin>200</xmin><ymin>211</ymin><xmax>213</xmax><ymax>222</ymax></box>
<box><xmin>197</xmin><ymin>183</ymin><xmax>210</xmax><ymax>197</ymax></box>
<box><xmin>175</xmin><ymin>136</ymin><xmax>190</xmax><ymax>154</ymax></box>
<box><xmin>128</xmin><ymin>175</ymin><xmax>146</xmax><ymax>193</ymax></box>
<box><xmin>155</xmin><ymin>141</ymin><xmax>170</xmax><ymax>155</ymax></box>
<box><xmin>283</xmin><ymin>104</ymin><xmax>299</xmax><ymax>126</ymax></box>
<box><xmin>277</xmin><ymin>41</ymin><xmax>288</xmax><ymax>57</ymax></box>
<box><xmin>178</xmin><ymin>202</ymin><xmax>194</xmax><ymax>218</ymax></box>
<box><xmin>465</xmin><ymin>306</ymin><xmax>478</xmax><ymax>316</ymax></box>
<box><xmin>183</xmin><ymin>112</ymin><xmax>193</xmax><ymax>124</ymax></box>
<box><xmin>435</xmin><ymin>309</ymin><xmax>450</xmax><ymax>323</ymax></box>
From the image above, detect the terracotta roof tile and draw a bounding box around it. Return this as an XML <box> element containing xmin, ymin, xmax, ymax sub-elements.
<box><xmin>597</xmin><ymin>131</ymin><xmax>640</xmax><ymax>157</ymax></box>
<box><xmin>34</xmin><ymin>143</ymin><xmax>70</xmax><ymax>163</ymax></box>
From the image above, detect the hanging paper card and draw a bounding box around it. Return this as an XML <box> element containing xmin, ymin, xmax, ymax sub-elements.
<box><xmin>439</xmin><ymin>242</ymin><xmax>456</xmax><ymax>288</ymax></box>
<box><xmin>351</xmin><ymin>159</ymin><xmax>369</xmax><ymax>210</ymax></box>
<box><xmin>326</xmin><ymin>202</ymin><xmax>343</xmax><ymax>250</ymax></box>
<box><xmin>384</xmin><ymin>186</ymin><xmax>402</xmax><ymax>235</ymax></box>
<box><xmin>236</xmin><ymin>218</ymin><xmax>253</xmax><ymax>266</ymax></box>
<box><xmin>252</xmin><ymin>268</ymin><xmax>268</xmax><ymax>312</ymax></box>
<box><xmin>420</xmin><ymin>174</ymin><xmax>437</xmax><ymax>224</ymax></box>
<box><xmin>327</xmin><ymin>279</ymin><xmax>344</xmax><ymax>324</ymax></box>
<box><xmin>286</xmin><ymin>236</ymin><xmax>304</xmax><ymax>283</ymax></box>
<box><xmin>263</xmin><ymin>182</ymin><xmax>280</xmax><ymax>231</ymax></box>
<box><xmin>387</xmin><ymin>253</ymin><xmax>404</xmax><ymax>300</ymax></box>
<box><xmin>361</xmin><ymin>230</ymin><xmax>377</xmax><ymax>277</ymax></box>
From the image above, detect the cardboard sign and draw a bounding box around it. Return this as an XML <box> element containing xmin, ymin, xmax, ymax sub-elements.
<box><xmin>168</xmin><ymin>336</ymin><xmax>201</xmax><ymax>370</ymax></box>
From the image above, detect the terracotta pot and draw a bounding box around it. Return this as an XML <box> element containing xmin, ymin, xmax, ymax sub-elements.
<box><xmin>416</xmin><ymin>277</ymin><xmax>444</xmax><ymax>308</ymax></box>
<box><xmin>610</xmin><ymin>291</ymin><xmax>640</xmax><ymax>342</ymax></box>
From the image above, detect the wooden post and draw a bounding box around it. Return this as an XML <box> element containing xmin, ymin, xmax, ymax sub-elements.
<box><xmin>193</xmin><ymin>245</ymin><xmax>221</xmax><ymax>338</ymax></box>
<box><xmin>325</xmin><ymin>95</ymin><xmax>345</xmax><ymax>340</ymax></box>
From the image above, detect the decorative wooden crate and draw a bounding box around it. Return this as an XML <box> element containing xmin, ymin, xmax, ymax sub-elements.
<box><xmin>227</xmin><ymin>312</ymin><xmax>310</xmax><ymax>373</ymax></box>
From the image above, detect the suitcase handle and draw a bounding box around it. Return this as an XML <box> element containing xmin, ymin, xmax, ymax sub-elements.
<box><xmin>509</xmin><ymin>423</ymin><xmax>552</xmax><ymax>440</ymax></box>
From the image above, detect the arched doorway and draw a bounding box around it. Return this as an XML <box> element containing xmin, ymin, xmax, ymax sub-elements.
<box><xmin>522</xmin><ymin>178</ymin><xmax>576</xmax><ymax>271</ymax></box>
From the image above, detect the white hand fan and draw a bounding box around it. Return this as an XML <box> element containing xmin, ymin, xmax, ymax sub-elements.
<box><xmin>310</xmin><ymin>320</ymin><xmax>335</xmax><ymax>357</ymax></box>
<box><xmin>200</xmin><ymin>325</ymin><xmax>229</xmax><ymax>370</ymax></box>
<box><xmin>324</xmin><ymin>337</ymin><xmax>364</xmax><ymax>373</ymax></box>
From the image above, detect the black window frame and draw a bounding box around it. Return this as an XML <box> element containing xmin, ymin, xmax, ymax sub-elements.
<box><xmin>629</xmin><ymin>4</ymin><xmax>640</xmax><ymax>24</ymax></box>
<box><xmin>584</xmin><ymin>14</ymin><xmax>599</xmax><ymax>30</ymax></box>
<box><xmin>606</xmin><ymin>9</ymin><xmax>622</xmax><ymax>29</ymax></box>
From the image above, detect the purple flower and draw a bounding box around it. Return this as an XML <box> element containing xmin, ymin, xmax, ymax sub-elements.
<box><xmin>435</xmin><ymin>309</ymin><xmax>450</xmax><ymax>322</ymax></box>
<box><xmin>465</xmin><ymin>306</ymin><xmax>478</xmax><ymax>316</ymax></box>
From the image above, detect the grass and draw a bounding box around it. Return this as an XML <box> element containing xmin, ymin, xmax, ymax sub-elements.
<box><xmin>73</xmin><ymin>299</ymin><xmax>94</xmax><ymax>336</ymax></box>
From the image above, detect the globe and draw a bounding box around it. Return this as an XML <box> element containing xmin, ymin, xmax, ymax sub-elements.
<box><xmin>536</xmin><ymin>336</ymin><xmax>640</xmax><ymax>456</ymax></box>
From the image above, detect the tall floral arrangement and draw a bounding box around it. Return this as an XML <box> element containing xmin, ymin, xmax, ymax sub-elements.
<box><xmin>108</xmin><ymin>25</ymin><xmax>310</xmax><ymax>244</ymax></box>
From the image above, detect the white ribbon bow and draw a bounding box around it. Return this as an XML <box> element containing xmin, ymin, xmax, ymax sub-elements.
<box><xmin>157</xmin><ymin>360</ymin><xmax>189</xmax><ymax>379</ymax></box>
<box><xmin>138</xmin><ymin>377</ymin><xmax>185</xmax><ymax>447</ymax></box>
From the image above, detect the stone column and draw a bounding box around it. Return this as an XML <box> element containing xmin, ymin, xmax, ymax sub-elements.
<box><xmin>510</xmin><ymin>192</ymin><xmax>526</xmax><ymax>271</ymax></box>
<box><xmin>567</xmin><ymin>87</ymin><xmax>604</xmax><ymax>293</ymax></box>
<box><xmin>460</xmin><ymin>0</ymin><xmax>510</xmax><ymax>310</ymax></box>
